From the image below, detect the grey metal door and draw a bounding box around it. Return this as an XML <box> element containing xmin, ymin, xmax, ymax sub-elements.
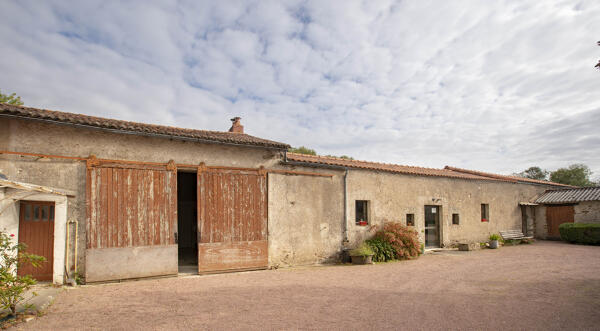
<box><xmin>424</xmin><ymin>205</ymin><xmax>440</xmax><ymax>247</ymax></box>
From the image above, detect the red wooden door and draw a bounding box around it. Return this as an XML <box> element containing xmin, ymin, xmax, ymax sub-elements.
<box><xmin>197</xmin><ymin>169</ymin><xmax>268</xmax><ymax>273</ymax></box>
<box><xmin>18</xmin><ymin>201</ymin><xmax>54</xmax><ymax>281</ymax></box>
<box><xmin>86</xmin><ymin>162</ymin><xmax>178</xmax><ymax>282</ymax></box>
<box><xmin>546</xmin><ymin>205</ymin><xmax>574</xmax><ymax>239</ymax></box>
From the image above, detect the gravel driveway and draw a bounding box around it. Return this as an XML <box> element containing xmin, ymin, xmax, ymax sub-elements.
<box><xmin>15</xmin><ymin>241</ymin><xmax>600</xmax><ymax>330</ymax></box>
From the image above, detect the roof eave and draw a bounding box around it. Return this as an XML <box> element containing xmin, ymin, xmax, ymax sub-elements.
<box><xmin>1</xmin><ymin>113</ymin><xmax>289</xmax><ymax>151</ymax></box>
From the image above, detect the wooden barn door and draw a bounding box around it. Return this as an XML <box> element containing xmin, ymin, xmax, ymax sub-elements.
<box><xmin>86</xmin><ymin>161</ymin><xmax>178</xmax><ymax>282</ymax></box>
<box><xmin>18</xmin><ymin>201</ymin><xmax>54</xmax><ymax>281</ymax></box>
<box><xmin>197</xmin><ymin>168</ymin><xmax>268</xmax><ymax>273</ymax></box>
<box><xmin>546</xmin><ymin>205</ymin><xmax>574</xmax><ymax>239</ymax></box>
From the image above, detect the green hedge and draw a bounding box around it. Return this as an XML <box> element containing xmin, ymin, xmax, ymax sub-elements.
<box><xmin>559</xmin><ymin>223</ymin><xmax>600</xmax><ymax>245</ymax></box>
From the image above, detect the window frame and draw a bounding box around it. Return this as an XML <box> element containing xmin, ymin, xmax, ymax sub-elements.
<box><xmin>452</xmin><ymin>213</ymin><xmax>460</xmax><ymax>225</ymax></box>
<box><xmin>406</xmin><ymin>213</ymin><xmax>415</xmax><ymax>226</ymax></box>
<box><xmin>481</xmin><ymin>204</ymin><xmax>489</xmax><ymax>222</ymax></box>
<box><xmin>355</xmin><ymin>200</ymin><xmax>369</xmax><ymax>225</ymax></box>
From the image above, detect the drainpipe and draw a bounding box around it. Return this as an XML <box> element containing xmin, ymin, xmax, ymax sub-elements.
<box><xmin>65</xmin><ymin>221</ymin><xmax>71</xmax><ymax>280</ymax></box>
<box><xmin>343</xmin><ymin>168</ymin><xmax>349</xmax><ymax>243</ymax></box>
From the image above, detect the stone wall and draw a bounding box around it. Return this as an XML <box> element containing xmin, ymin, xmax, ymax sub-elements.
<box><xmin>575</xmin><ymin>201</ymin><xmax>600</xmax><ymax>223</ymax></box>
<box><xmin>344</xmin><ymin>169</ymin><xmax>548</xmax><ymax>248</ymax></box>
<box><xmin>0</xmin><ymin>117</ymin><xmax>283</xmax><ymax>276</ymax></box>
<box><xmin>268</xmin><ymin>168</ymin><xmax>344</xmax><ymax>267</ymax></box>
<box><xmin>534</xmin><ymin>201</ymin><xmax>600</xmax><ymax>239</ymax></box>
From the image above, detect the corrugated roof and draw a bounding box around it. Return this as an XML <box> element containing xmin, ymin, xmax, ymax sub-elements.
<box><xmin>286</xmin><ymin>153</ymin><xmax>513</xmax><ymax>181</ymax></box>
<box><xmin>444</xmin><ymin>166</ymin><xmax>573</xmax><ymax>188</ymax></box>
<box><xmin>535</xmin><ymin>187</ymin><xmax>600</xmax><ymax>204</ymax></box>
<box><xmin>0</xmin><ymin>103</ymin><xmax>289</xmax><ymax>149</ymax></box>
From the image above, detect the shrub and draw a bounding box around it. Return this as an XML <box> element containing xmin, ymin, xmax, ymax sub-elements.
<box><xmin>349</xmin><ymin>243</ymin><xmax>374</xmax><ymax>257</ymax></box>
<box><xmin>489</xmin><ymin>234</ymin><xmax>501</xmax><ymax>241</ymax></box>
<box><xmin>559</xmin><ymin>223</ymin><xmax>600</xmax><ymax>245</ymax></box>
<box><xmin>365</xmin><ymin>237</ymin><xmax>395</xmax><ymax>262</ymax></box>
<box><xmin>0</xmin><ymin>231</ymin><xmax>46</xmax><ymax>316</ymax></box>
<box><xmin>371</xmin><ymin>223</ymin><xmax>420</xmax><ymax>260</ymax></box>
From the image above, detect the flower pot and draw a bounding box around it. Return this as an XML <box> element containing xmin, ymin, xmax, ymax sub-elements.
<box><xmin>358</xmin><ymin>221</ymin><xmax>368</xmax><ymax>226</ymax></box>
<box><xmin>489</xmin><ymin>240</ymin><xmax>499</xmax><ymax>249</ymax></box>
<box><xmin>350</xmin><ymin>255</ymin><xmax>373</xmax><ymax>265</ymax></box>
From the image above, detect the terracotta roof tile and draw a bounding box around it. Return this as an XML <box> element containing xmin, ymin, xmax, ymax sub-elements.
<box><xmin>0</xmin><ymin>103</ymin><xmax>289</xmax><ymax>149</ymax></box>
<box><xmin>443</xmin><ymin>166</ymin><xmax>573</xmax><ymax>188</ymax></box>
<box><xmin>286</xmin><ymin>153</ymin><xmax>508</xmax><ymax>181</ymax></box>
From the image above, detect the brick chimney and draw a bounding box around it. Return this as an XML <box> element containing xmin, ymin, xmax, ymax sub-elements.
<box><xmin>229</xmin><ymin>117</ymin><xmax>244</xmax><ymax>133</ymax></box>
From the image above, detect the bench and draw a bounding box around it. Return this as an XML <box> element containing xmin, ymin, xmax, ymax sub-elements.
<box><xmin>499</xmin><ymin>230</ymin><xmax>533</xmax><ymax>244</ymax></box>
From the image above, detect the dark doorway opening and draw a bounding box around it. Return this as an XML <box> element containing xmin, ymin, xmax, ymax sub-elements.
<box><xmin>177</xmin><ymin>172</ymin><xmax>198</xmax><ymax>271</ymax></box>
<box><xmin>424</xmin><ymin>205</ymin><xmax>440</xmax><ymax>248</ymax></box>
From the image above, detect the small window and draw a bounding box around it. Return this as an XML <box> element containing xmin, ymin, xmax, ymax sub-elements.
<box><xmin>355</xmin><ymin>200</ymin><xmax>369</xmax><ymax>225</ymax></box>
<box><xmin>452</xmin><ymin>213</ymin><xmax>460</xmax><ymax>225</ymax></box>
<box><xmin>481</xmin><ymin>204</ymin><xmax>489</xmax><ymax>222</ymax></box>
<box><xmin>41</xmin><ymin>205</ymin><xmax>49</xmax><ymax>221</ymax></box>
<box><xmin>406</xmin><ymin>213</ymin><xmax>414</xmax><ymax>226</ymax></box>
<box><xmin>33</xmin><ymin>206</ymin><xmax>40</xmax><ymax>221</ymax></box>
<box><xmin>50</xmin><ymin>205</ymin><xmax>55</xmax><ymax>221</ymax></box>
<box><xmin>24</xmin><ymin>204</ymin><xmax>32</xmax><ymax>221</ymax></box>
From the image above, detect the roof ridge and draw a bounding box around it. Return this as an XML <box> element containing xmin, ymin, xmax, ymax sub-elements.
<box><xmin>286</xmin><ymin>152</ymin><xmax>445</xmax><ymax>171</ymax></box>
<box><xmin>2</xmin><ymin>103</ymin><xmax>236</xmax><ymax>135</ymax></box>
<box><xmin>286</xmin><ymin>153</ymin><xmax>513</xmax><ymax>182</ymax></box>
<box><xmin>0</xmin><ymin>103</ymin><xmax>289</xmax><ymax>149</ymax></box>
<box><xmin>444</xmin><ymin>165</ymin><xmax>574</xmax><ymax>187</ymax></box>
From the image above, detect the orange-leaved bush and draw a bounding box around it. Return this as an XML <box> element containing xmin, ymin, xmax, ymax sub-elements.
<box><xmin>372</xmin><ymin>222</ymin><xmax>421</xmax><ymax>260</ymax></box>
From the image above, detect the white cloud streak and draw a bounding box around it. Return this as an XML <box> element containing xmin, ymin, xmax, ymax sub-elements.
<box><xmin>1</xmin><ymin>0</ymin><xmax>599</xmax><ymax>178</ymax></box>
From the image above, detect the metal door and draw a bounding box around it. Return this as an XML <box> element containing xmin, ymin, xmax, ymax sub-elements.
<box><xmin>18</xmin><ymin>201</ymin><xmax>54</xmax><ymax>281</ymax></box>
<box><xmin>197</xmin><ymin>168</ymin><xmax>268</xmax><ymax>273</ymax></box>
<box><xmin>424</xmin><ymin>205</ymin><xmax>440</xmax><ymax>248</ymax></box>
<box><xmin>546</xmin><ymin>205</ymin><xmax>574</xmax><ymax>239</ymax></box>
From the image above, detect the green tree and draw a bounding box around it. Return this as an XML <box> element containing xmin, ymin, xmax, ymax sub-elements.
<box><xmin>596</xmin><ymin>41</ymin><xmax>600</xmax><ymax>70</ymax></box>
<box><xmin>324</xmin><ymin>155</ymin><xmax>354</xmax><ymax>160</ymax></box>
<box><xmin>550</xmin><ymin>164</ymin><xmax>595</xmax><ymax>187</ymax></box>
<box><xmin>0</xmin><ymin>90</ymin><xmax>23</xmax><ymax>105</ymax></box>
<box><xmin>515</xmin><ymin>166</ymin><xmax>548</xmax><ymax>180</ymax></box>
<box><xmin>288</xmin><ymin>146</ymin><xmax>317</xmax><ymax>155</ymax></box>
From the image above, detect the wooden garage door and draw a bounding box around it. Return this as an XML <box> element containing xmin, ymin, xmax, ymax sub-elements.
<box><xmin>197</xmin><ymin>168</ymin><xmax>268</xmax><ymax>273</ymax></box>
<box><xmin>18</xmin><ymin>201</ymin><xmax>54</xmax><ymax>281</ymax></box>
<box><xmin>546</xmin><ymin>205</ymin><xmax>574</xmax><ymax>239</ymax></box>
<box><xmin>86</xmin><ymin>162</ymin><xmax>178</xmax><ymax>282</ymax></box>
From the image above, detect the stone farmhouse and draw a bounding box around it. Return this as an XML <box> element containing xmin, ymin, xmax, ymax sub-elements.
<box><xmin>0</xmin><ymin>103</ymin><xmax>572</xmax><ymax>284</ymax></box>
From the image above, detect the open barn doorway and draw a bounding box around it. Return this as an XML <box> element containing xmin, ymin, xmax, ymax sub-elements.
<box><xmin>177</xmin><ymin>171</ymin><xmax>198</xmax><ymax>273</ymax></box>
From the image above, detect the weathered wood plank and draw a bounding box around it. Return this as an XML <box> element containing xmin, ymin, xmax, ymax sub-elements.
<box><xmin>197</xmin><ymin>169</ymin><xmax>268</xmax><ymax>273</ymax></box>
<box><xmin>197</xmin><ymin>240</ymin><xmax>268</xmax><ymax>273</ymax></box>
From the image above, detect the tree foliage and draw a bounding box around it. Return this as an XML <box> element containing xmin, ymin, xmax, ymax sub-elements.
<box><xmin>324</xmin><ymin>155</ymin><xmax>355</xmax><ymax>160</ymax></box>
<box><xmin>0</xmin><ymin>90</ymin><xmax>23</xmax><ymax>106</ymax></box>
<box><xmin>596</xmin><ymin>41</ymin><xmax>600</xmax><ymax>70</ymax></box>
<box><xmin>515</xmin><ymin>166</ymin><xmax>548</xmax><ymax>180</ymax></box>
<box><xmin>288</xmin><ymin>146</ymin><xmax>355</xmax><ymax>160</ymax></box>
<box><xmin>0</xmin><ymin>231</ymin><xmax>45</xmax><ymax>316</ymax></box>
<box><xmin>288</xmin><ymin>146</ymin><xmax>316</xmax><ymax>155</ymax></box>
<box><xmin>549</xmin><ymin>164</ymin><xmax>596</xmax><ymax>187</ymax></box>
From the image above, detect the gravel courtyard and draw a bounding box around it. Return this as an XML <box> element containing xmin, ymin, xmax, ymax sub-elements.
<box><xmin>16</xmin><ymin>241</ymin><xmax>600</xmax><ymax>330</ymax></box>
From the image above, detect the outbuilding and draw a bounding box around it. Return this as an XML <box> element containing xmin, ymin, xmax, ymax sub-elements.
<box><xmin>0</xmin><ymin>103</ymin><xmax>571</xmax><ymax>284</ymax></box>
<box><xmin>533</xmin><ymin>187</ymin><xmax>600</xmax><ymax>239</ymax></box>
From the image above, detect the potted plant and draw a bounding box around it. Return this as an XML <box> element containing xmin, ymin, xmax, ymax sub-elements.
<box><xmin>357</xmin><ymin>220</ymin><xmax>368</xmax><ymax>226</ymax></box>
<box><xmin>349</xmin><ymin>243</ymin><xmax>375</xmax><ymax>264</ymax></box>
<box><xmin>489</xmin><ymin>234</ymin><xmax>501</xmax><ymax>249</ymax></box>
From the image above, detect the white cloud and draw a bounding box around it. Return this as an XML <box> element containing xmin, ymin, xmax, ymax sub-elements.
<box><xmin>1</xmin><ymin>0</ymin><xmax>599</xmax><ymax>179</ymax></box>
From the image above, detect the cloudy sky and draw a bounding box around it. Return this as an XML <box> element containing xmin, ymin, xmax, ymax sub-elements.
<box><xmin>1</xmin><ymin>1</ymin><xmax>599</xmax><ymax>178</ymax></box>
